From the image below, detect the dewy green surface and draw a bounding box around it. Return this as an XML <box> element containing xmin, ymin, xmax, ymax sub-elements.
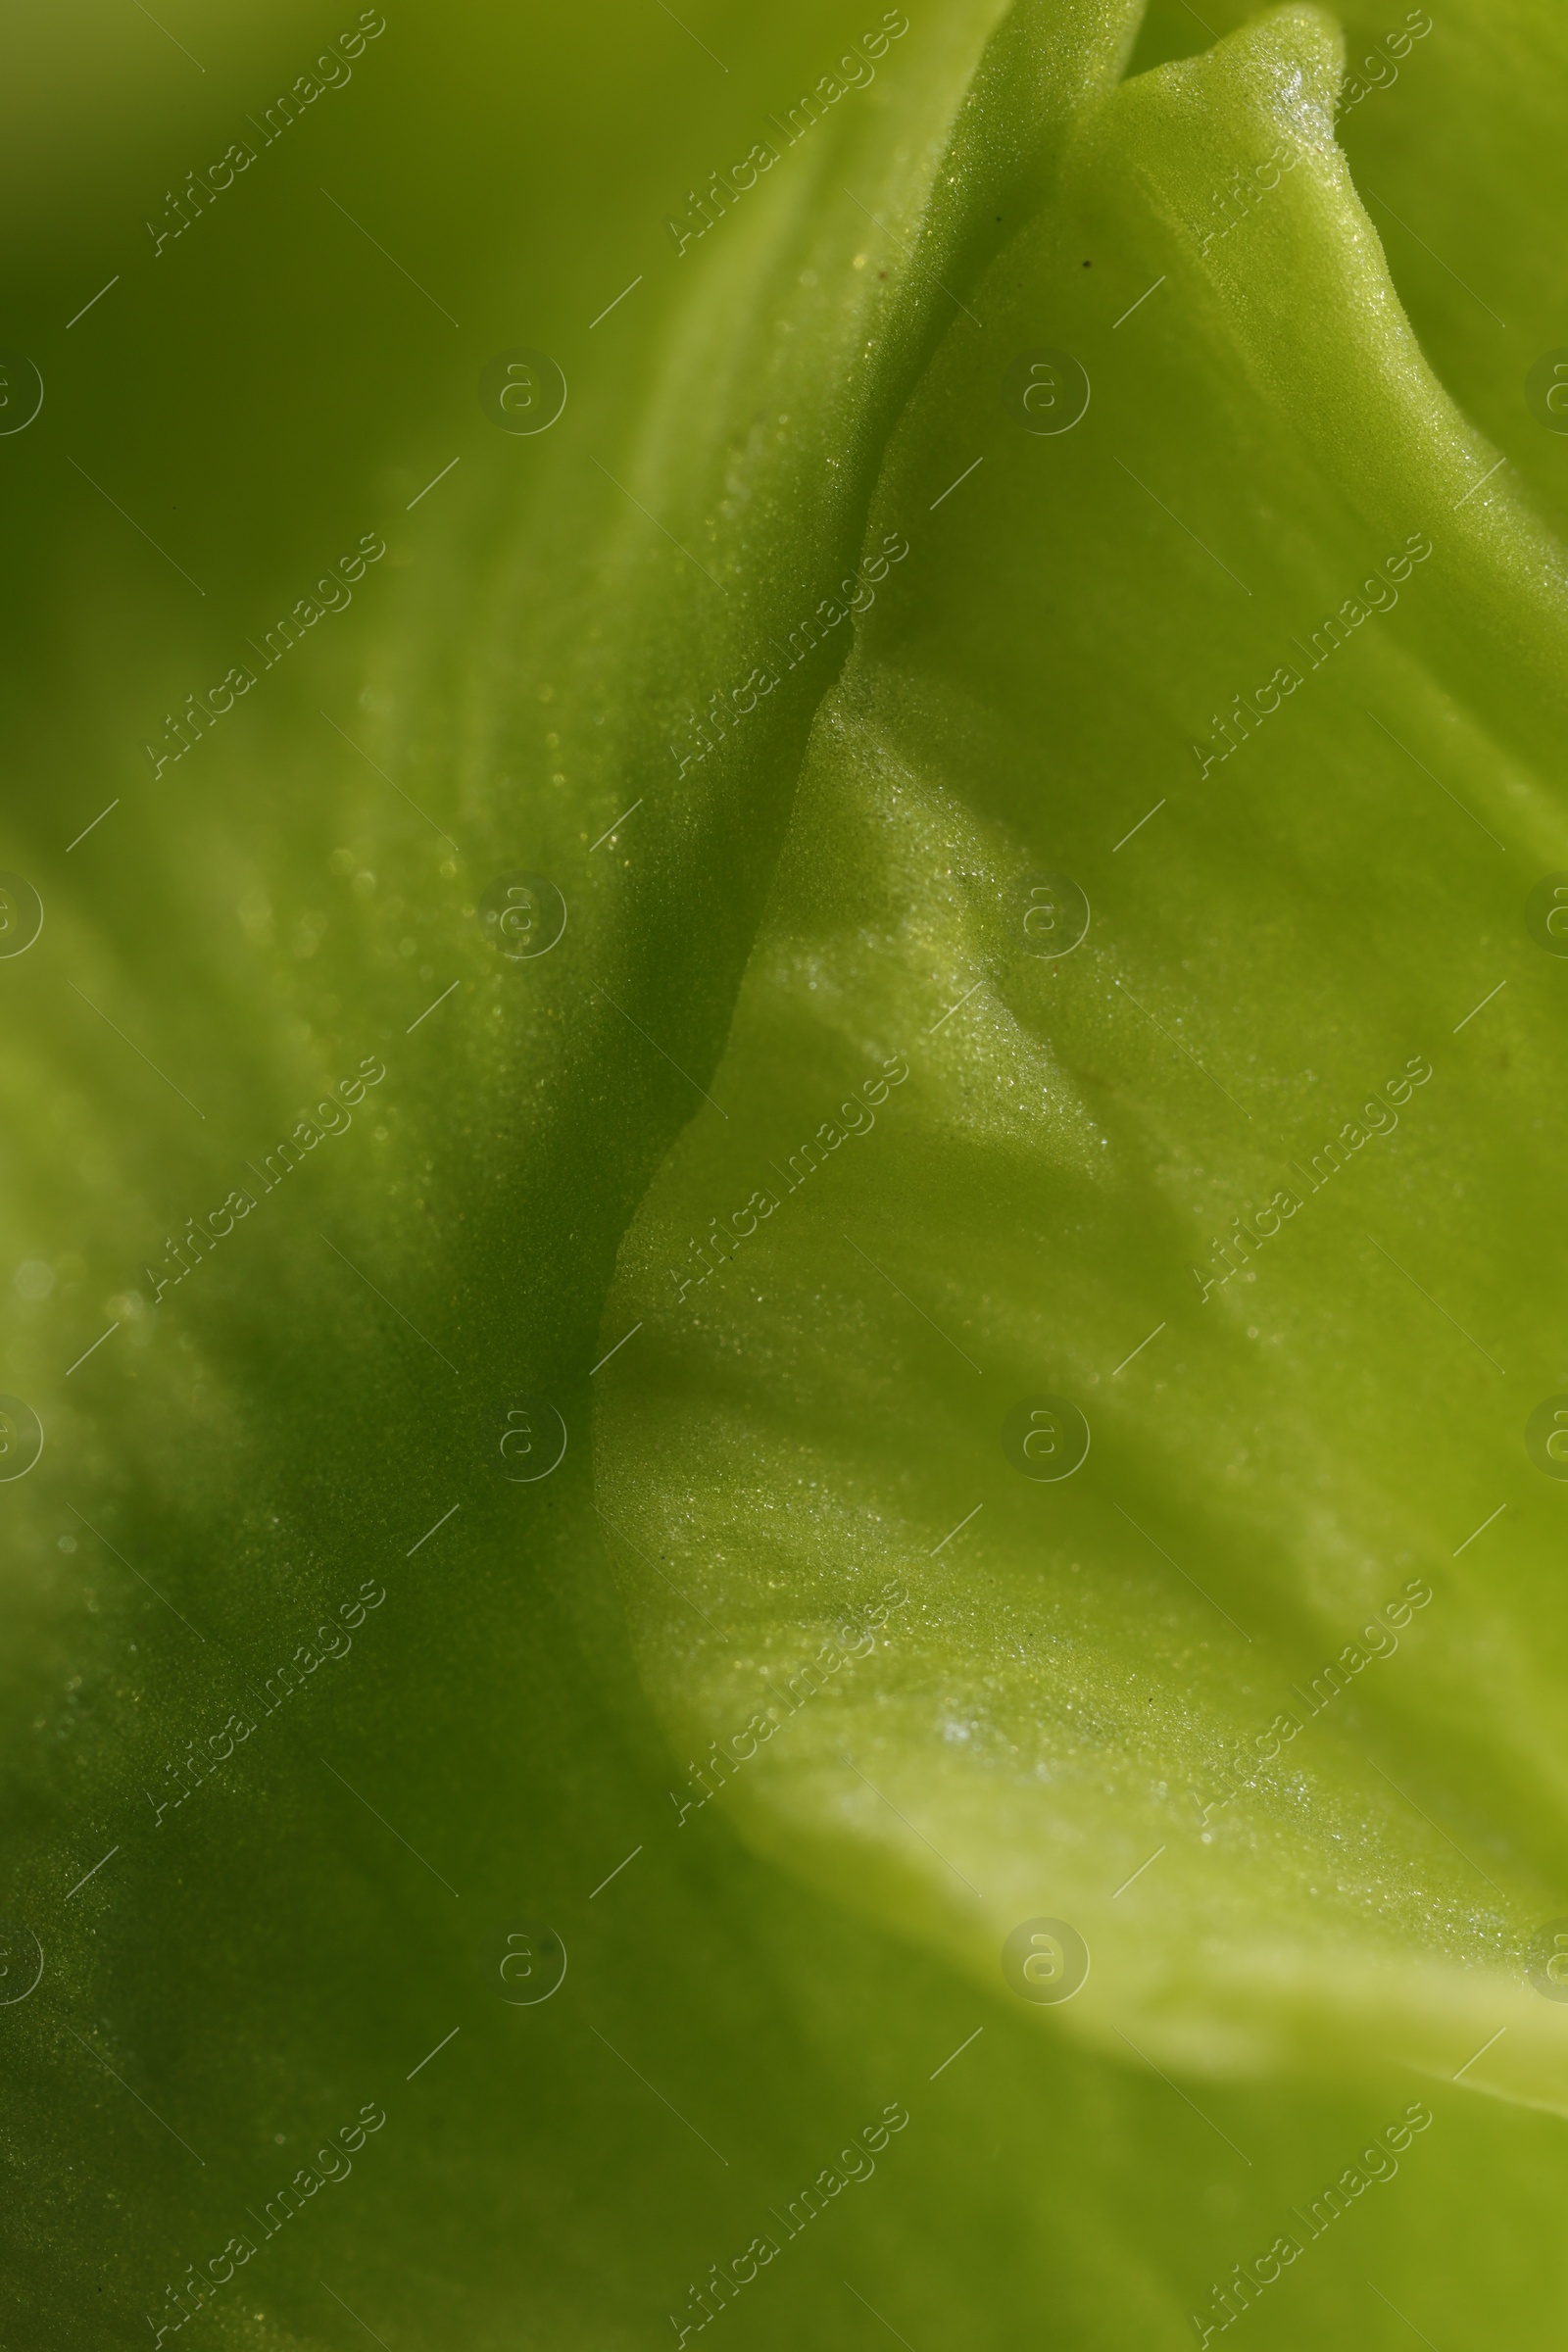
<box><xmin>602</xmin><ymin>0</ymin><xmax>1568</xmax><ymax>2105</ymax></box>
<box><xmin>5</xmin><ymin>0</ymin><xmax>1568</xmax><ymax>2346</ymax></box>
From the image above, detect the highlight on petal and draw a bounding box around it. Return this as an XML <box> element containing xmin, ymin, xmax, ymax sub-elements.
<box><xmin>598</xmin><ymin>0</ymin><xmax>1568</xmax><ymax>2114</ymax></box>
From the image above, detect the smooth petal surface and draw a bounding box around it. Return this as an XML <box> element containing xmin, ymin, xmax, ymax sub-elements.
<box><xmin>600</xmin><ymin>2</ymin><xmax>1568</xmax><ymax>2110</ymax></box>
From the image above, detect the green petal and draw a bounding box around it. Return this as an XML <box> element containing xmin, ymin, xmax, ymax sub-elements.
<box><xmin>11</xmin><ymin>0</ymin><xmax>1568</xmax><ymax>2343</ymax></box>
<box><xmin>600</xmin><ymin>2</ymin><xmax>1568</xmax><ymax>2115</ymax></box>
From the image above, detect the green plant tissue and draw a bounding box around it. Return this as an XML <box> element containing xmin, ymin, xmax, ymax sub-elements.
<box><xmin>3</xmin><ymin>1</ymin><xmax>1568</xmax><ymax>2346</ymax></box>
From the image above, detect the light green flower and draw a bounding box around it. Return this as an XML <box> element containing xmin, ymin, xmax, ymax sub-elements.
<box><xmin>6</xmin><ymin>2</ymin><xmax>1568</xmax><ymax>2343</ymax></box>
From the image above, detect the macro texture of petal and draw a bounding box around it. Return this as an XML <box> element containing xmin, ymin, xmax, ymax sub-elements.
<box><xmin>6</xmin><ymin>2</ymin><xmax>1568</xmax><ymax>2346</ymax></box>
